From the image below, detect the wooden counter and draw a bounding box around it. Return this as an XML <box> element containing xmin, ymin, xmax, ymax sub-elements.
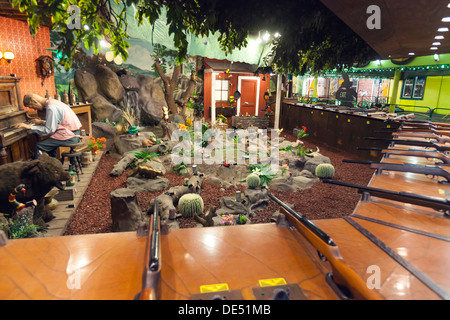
<box><xmin>280</xmin><ymin>103</ymin><xmax>401</xmax><ymax>161</ymax></box>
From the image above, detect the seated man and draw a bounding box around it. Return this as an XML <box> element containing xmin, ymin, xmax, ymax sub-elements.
<box><xmin>14</xmin><ymin>93</ymin><xmax>82</xmax><ymax>158</ymax></box>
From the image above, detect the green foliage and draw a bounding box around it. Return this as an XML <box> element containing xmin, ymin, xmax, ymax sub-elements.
<box><xmin>247</xmin><ymin>164</ymin><xmax>277</xmax><ymax>188</ymax></box>
<box><xmin>0</xmin><ymin>214</ymin><xmax>40</xmax><ymax>239</ymax></box>
<box><xmin>178</xmin><ymin>193</ymin><xmax>204</xmax><ymax>218</ymax></box>
<box><xmin>14</xmin><ymin>0</ymin><xmax>378</xmax><ymax>74</ymax></box>
<box><xmin>279</xmin><ymin>145</ymin><xmax>293</xmax><ymax>152</ymax></box>
<box><xmin>173</xmin><ymin>162</ymin><xmax>188</xmax><ymax>176</ymax></box>
<box><xmin>315</xmin><ymin>163</ymin><xmax>335</xmax><ymax>179</ymax></box>
<box><xmin>128</xmin><ymin>147</ymin><xmax>159</xmax><ymax>168</ymax></box>
<box><xmin>246</xmin><ymin>174</ymin><xmax>260</xmax><ymax>189</ymax></box>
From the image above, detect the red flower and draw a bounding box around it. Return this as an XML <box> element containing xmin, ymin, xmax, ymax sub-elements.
<box><xmin>302</xmin><ymin>126</ymin><xmax>307</xmax><ymax>132</ymax></box>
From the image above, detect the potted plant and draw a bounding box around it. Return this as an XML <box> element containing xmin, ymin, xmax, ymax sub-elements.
<box><xmin>88</xmin><ymin>136</ymin><xmax>106</xmax><ymax>160</ymax></box>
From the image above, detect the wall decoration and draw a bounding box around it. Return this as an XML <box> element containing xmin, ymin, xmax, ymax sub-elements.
<box><xmin>35</xmin><ymin>55</ymin><xmax>54</xmax><ymax>86</ymax></box>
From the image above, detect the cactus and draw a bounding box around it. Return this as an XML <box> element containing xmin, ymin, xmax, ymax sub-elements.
<box><xmin>246</xmin><ymin>173</ymin><xmax>260</xmax><ymax>189</ymax></box>
<box><xmin>178</xmin><ymin>193</ymin><xmax>204</xmax><ymax>217</ymax></box>
<box><xmin>315</xmin><ymin>163</ymin><xmax>335</xmax><ymax>179</ymax></box>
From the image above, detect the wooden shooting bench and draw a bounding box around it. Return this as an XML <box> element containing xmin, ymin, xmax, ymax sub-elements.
<box><xmin>1</xmin><ymin>120</ymin><xmax>450</xmax><ymax>300</ymax></box>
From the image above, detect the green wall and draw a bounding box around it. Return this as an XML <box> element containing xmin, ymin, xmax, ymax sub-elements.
<box><xmin>356</xmin><ymin>54</ymin><xmax>450</xmax><ymax>115</ymax></box>
<box><xmin>393</xmin><ymin>76</ymin><xmax>450</xmax><ymax>114</ymax></box>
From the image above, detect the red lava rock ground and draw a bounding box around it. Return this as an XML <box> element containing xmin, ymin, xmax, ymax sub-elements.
<box><xmin>64</xmin><ymin>131</ymin><xmax>376</xmax><ymax>235</ymax></box>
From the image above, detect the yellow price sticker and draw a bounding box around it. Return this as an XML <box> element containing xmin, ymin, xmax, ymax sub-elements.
<box><xmin>367</xmin><ymin>121</ymin><xmax>370</xmax><ymax>125</ymax></box>
<box><xmin>347</xmin><ymin>119</ymin><xmax>351</xmax><ymax>123</ymax></box>
<box><xmin>336</xmin><ymin>115</ymin><xmax>339</xmax><ymax>119</ymax></box>
<box><xmin>200</xmin><ymin>283</ymin><xmax>229</xmax><ymax>293</ymax></box>
<box><xmin>258</xmin><ymin>278</ymin><xmax>287</xmax><ymax>287</ymax></box>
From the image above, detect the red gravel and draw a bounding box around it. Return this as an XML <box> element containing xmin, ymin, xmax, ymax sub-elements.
<box><xmin>64</xmin><ymin>131</ymin><xmax>376</xmax><ymax>235</ymax></box>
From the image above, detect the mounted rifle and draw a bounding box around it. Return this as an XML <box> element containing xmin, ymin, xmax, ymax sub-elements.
<box><xmin>364</xmin><ymin>137</ymin><xmax>450</xmax><ymax>152</ymax></box>
<box><xmin>322</xmin><ymin>179</ymin><xmax>450</xmax><ymax>216</ymax></box>
<box><xmin>268</xmin><ymin>193</ymin><xmax>382</xmax><ymax>300</ymax></box>
<box><xmin>399</xmin><ymin>120</ymin><xmax>450</xmax><ymax>129</ymax></box>
<box><xmin>380</xmin><ymin>149</ymin><xmax>450</xmax><ymax>165</ymax></box>
<box><xmin>393</xmin><ymin>132</ymin><xmax>450</xmax><ymax>144</ymax></box>
<box><xmin>343</xmin><ymin>159</ymin><xmax>450</xmax><ymax>184</ymax></box>
<box><xmin>138</xmin><ymin>199</ymin><xmax>161</xmax><ymax>300</ymax></box>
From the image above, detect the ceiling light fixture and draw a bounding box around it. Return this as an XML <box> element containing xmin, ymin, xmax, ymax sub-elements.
<box><xmin>438</xmin><ymin>27</ymin><xmax>449</xmax><ymax>32</ymax></box>
<box><xmin>408</xmin><ymin>52</ymin><xmax>415</xmax><ymax>56</ymax></box>
<box><xmin>442</xmin><ymin>17</ymin><xmax>450</xmax><ymax>22</ymax></box>
<box><xmin>431</xmin><ymin>47</ymin><xmax>439</xmax><ymax>50</ymax></box>
<box><xmin>435</xmin><ymin>35</ymin><xmax>445</xmax><ymax>39</ymax></box>
<box><xmin>433</xmin><ymin>42</ymin><xmax>442</xmax><ymax>45</ymax></box>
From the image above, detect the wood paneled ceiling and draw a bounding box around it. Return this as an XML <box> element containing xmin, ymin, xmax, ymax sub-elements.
<box><xmin>321</xmin><ymin>0</ymin><xmax>450</xmax><ymax>59</ymax></box>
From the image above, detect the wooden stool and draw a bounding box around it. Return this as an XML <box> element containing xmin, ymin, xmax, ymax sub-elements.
<box><xmin>60</xmin><ymin>141</ymin><xmax>85</xmax><ymax>181</ymax></box>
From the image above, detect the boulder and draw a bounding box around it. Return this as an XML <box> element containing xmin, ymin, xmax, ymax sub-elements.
<box><xmin>270</xmin><ymin>174</ymin><xmax>316</xmax><ymax>192</ymax></box>
<box><xmin>303</xmin><ymin>155</ymin><xmax>331</xmax><ymax>175</ymax></box>
<box><xmin>88</xmin><ymin>93</ymin><xmax>122</xmax><ymax>122</ymax></box>
<box><xmin>119</xmin><ymin>74</ymin><xmax>140</xmax><ymax>91</ymax></box>
<box><xmin>94</xmin><ymin>64</ymin><xmax>125</xmax><ymax>103</ymax></box>
<box><xmin>127</xmin><ymin>176</ymin><xmax>170</xmax><ymax>192</ymax></box>
<box><xmin>216</xmin><ymin>196</ymin><xmax>250</xmax><ymax>216</ymax></box>
<box><xmin>141</xmin><ymin>99</ymin><xmax>165</xmax><ymax>125</ymax></box>
<box><xmin>113</xmin><ymin>131</ymin><xmax>157</xmax><ymax>155</ymax></box>
<box><xmin>110</xmin><ymin>188</ymin><xmax>143</xmax><ymax>232</ymax></box>
<box><xmin>137</xmin><ymin>75</ymin><xmax>167</xmax><ymax>125</ymax></box>
<box><xmin>74</xmin><ymin>69</ymin><xmax>98</xmax><ymax>101</ymax></box>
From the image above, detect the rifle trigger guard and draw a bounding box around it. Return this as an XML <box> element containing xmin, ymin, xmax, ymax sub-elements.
<box><xmin>317</xmin><ymin>250</ymin><xmax>327</xmax><ymax>262</ymax></box>
<box><xmin>438</xmin><ymin>180</ymin><xmax>450</xmax><ymax>186</ymax></box>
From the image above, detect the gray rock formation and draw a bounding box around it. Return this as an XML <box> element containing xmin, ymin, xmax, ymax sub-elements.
<box><xmin>137</xmin><ymin>75</ymin><xmax>167</xmax><ymax>125</ymax></box>
<box><xmin>74</xmin><ymin>68</ymin><xmax>122</xmax><ymax>122</ymax></box>
<box><xmin>127</xmin><ymin>176</ymin><xmax>170</xmax><ymax>192</ymax></box>
<box><xmin>110</xmin><ymin>188</ymin><xmax>143</xmax><ymax>232</ymax></box>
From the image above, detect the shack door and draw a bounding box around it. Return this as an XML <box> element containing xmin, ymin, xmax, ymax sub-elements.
<box><xmin>238</xmin><ymin>77</ymin><xmax>260</xmax><ymax>116</ymax></box>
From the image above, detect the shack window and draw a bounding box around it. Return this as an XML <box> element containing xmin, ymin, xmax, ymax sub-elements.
<box><xmin>401</xmin><ymin>76</ymin><xmax>426</xmax><ymax>100</ymax></box>
<box><xmin>215</xmin><ymin>78</ymin><xmax>230</xmax><ymax>102</ymax></box>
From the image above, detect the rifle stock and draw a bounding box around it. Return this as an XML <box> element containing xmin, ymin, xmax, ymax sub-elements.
<box><xmin>268</xmin><ymin>193</ymin><xmax>382</xmax><ymax>300</ymax></box>
<box><xmin>139</xmin><ymin>199</ymin><xmax>161</xmax><ymax>300</ymax></box>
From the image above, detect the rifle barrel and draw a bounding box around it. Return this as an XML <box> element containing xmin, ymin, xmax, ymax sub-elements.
<box><xmin>268</xmin><ymin>193</ymin><xmax>335</xmax><ymax>246</ymax></box>
<box><xmin>322</xmin><ymin>179</ymin><xmax>450</xmax><ymax>213</ymax></box>
<box><xmin>149</xmin><ymin>199</ymin><xmax>160</xmax><ymax>271</ymax></box>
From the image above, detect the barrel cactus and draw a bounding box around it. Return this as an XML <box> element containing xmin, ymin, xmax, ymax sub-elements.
<box><xmin>246</xmin><ymin>173</ymin><xmax>260</xmax><ymax>189</ymax></box>
<box><xmin>178</xmin><ymin>193</ymin><xmax>204</xmax><ymax>217</ymax></box>
<box><xmin>315</xmin><ymin>163</ymin><xmax>335</xmax><ymax>179</ymax></box>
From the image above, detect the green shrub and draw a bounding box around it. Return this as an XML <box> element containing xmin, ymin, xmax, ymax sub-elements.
<box><xmin>246</xmin><ymin>173</ymin><xmax>260</xmax><ymax>189</ymax></box>
<box><xmin>315</xmin><ymin>163</ymin><xmax>335</xmax><ymax>179</ymax></box>
<box><xmin>178</xmin><ymin>193</ymin><xmax>204</xmax><ymax>217</ymax></box>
